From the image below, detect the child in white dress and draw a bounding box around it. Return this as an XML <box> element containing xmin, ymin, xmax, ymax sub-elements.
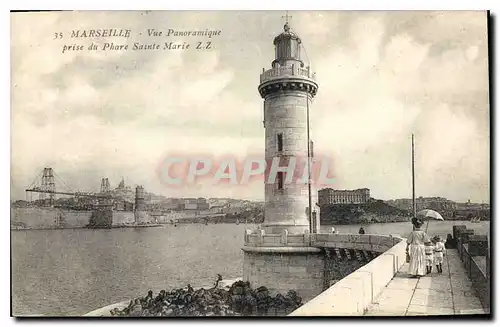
<box><xmin>424</xmin><ymin>241</ymin><xmax>434</xmax><ymax>274</ymax></box>
<box><xmin>433</xmin><ymin>236</ymin><xmax>446</xmax><ymax>273</ymax></box>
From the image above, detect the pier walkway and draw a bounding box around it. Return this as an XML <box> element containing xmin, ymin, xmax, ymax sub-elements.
<box><xmin>365</xmin><ymin>249</ymin><xmax>487</xmax><ymax>316</ymax></box>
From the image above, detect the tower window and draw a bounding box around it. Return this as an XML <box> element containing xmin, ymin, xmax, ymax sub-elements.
<box><xmin>277</xmin><ymin>133</ymin><xmax>283</xmax><ymax>152</ymax></box>
<box><xmin>277</xmin><ymin>172</ymin><xmax>284</xmax><ymax>190</ymax></box>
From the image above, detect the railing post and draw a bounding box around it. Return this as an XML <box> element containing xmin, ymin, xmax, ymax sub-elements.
<box><xmin>310</xmin><ymin>232</ymin><xmax>316</xmax><ymax>245</ymax></box>
<box><xmin>486</xmin><ymin>246</ymin><xmax>490</xmax><ymax>282</ymax></box>
<box><xmin>462</xmin><ymin>229</ymin><xmax>475</xmax><ymax>277</ymax></box>
<box><xmin>468</xmin><ymin>234</ymin><xmax>488</xmax><ymax>256</ymax></box>
<box><xmin>453</xmin><ymin>225</ymin><xmax>466</xmax><ymax>247</ymax></box>
<box><xmin>468</xmin><ymin>252</ymin><xmax>472</xmax><ymax>277</ymax></box>
<box><xmin>458</xmin><ymin>229</ymin><xmax>474</xmax><ymax>261</ymax></box>
<box><xmin>304</xmin><ymin>229</ymin><xmax>310</xmax><ymax>245</ymax></box>
<box><xmin>461</xmin><ymin>229</ymin><xmax>475</xmax><ymax>244</ymax></box>
<box><xmin>245</xmin><ymin>229</ymin><xmax>252</xmax><ymax>245</ymax></box>
<box><xmin>259</xmin><ymin>228</ymin><xmax>265</xmax><ymax>244</ymax></box>
<box><xmin>281</xmin><ymin>229</ymin><xmax>288</xmax><ymax>245</ymax></box>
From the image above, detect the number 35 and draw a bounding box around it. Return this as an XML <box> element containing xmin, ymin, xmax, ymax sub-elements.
<box><xmin>54</xmin><ymin>32</ymin><xmax>63</xmax><ymax>39</ymax></box>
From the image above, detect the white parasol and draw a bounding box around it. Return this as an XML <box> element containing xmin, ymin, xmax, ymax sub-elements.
<box><xmin>417</xmin><ymin>209</ymin><xmax>444</xmax><ymax>232</ymax></box>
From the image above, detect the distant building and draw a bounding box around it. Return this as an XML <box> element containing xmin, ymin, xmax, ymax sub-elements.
<box><xmin>114</xmin><ymin>200</ymin><xmax>134</xmax><ymax>211</ymax></box>
<box><xmin>208</xmin><ymin>205</ymin><xmax>225</xmax><ymax>214</ymax></box>
<box><xmin>455</xmin><ymin>199</ymin><xmax>489</xmax><ymax>211</ymax></box>
<box><xmin>318</xmin><ymin>188</ymin><xmax>370</xmax><ymax>206</ymax></box>
<box><xmin>386</xmin><ymin>198</ymin><xmax>413</xmax><ymax>211</ymax></box>
<box><xmin>111</xmin><ymin>177</ymin><xmax>134</xmax><ymax>203</ymax></box>
<box><xmin>416</xmin><ymin>197</ymin><xmax>457</xmax><ymax>211</ymax></box>
<box><xmin>386</xmin><ymin>197</ymin><xmax>458</xmax><ymax>211</ymax></box>
<box><xmin>180</xmin><ymin>197</ymin><xmax>210</xmax><ymax>211</ymax></box>
<box><xmin>116</xmin><ymin>177</ymin><xmax>126</xmax><ymax>190</ymax></box>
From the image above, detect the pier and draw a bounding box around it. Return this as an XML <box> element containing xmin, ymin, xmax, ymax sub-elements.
<box><xmin>290</xmin><ymin>225</ymin><xmax>489</xmax><ymax>316</ymax></box>
<box><xmin>364</xmin><ymin>249</ymin><xmax>486</xmax><ymax>315</ymax></box>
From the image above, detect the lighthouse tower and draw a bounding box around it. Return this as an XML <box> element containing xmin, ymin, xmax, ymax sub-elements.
<box><xmin>242</xmin><ymin>18</ymin><xmax>324</xmax><ymax>303</ymax></box>
<box><xmin>258</xmin><ymin>19</ymin><xmax>319</xmax><ymax>234</ymax></box>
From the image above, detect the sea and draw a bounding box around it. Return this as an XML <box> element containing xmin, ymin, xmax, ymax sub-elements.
<box><xmin>11</xmin><ymin>220</ymin><xmax>490</xmax><ymax>316</ymax></box>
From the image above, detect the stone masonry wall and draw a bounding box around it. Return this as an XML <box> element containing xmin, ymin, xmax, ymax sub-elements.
<box><xmin>263</xmin><ymin>91</ymin><xmax>312</xmax><ymax>232</ymax></box>
<box><xmin>11</xmin><ymin>207</ymin><xmax>154</xmax><ymax>228</ymax></box>
<box><xmin>243</xmin><ymin>250</ymin><xmax>324</xmax><ymax>302</ymax></box>
<box><xmin>112</xmin><ymin>211</ymin><xmax>135</xmax><ymax>225</ymax></box>
<box><xmin>324</xmin><ymin>257</ymin><xmax>369</xmax><ymax>289</ymax></box>
<box><xmin>11</xmin><ymin>207</ymin><xmax>92</xmax><ymax>229</ymax></box>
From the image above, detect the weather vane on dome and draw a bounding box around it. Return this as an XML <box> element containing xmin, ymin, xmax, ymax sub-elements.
<box><xmin>282</xmin><ymin>11</ymin><xmax>292</xmax><ymax>32</ymax></box>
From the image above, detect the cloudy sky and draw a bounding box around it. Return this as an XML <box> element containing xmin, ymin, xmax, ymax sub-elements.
<box><xmin>10</xmin><ymin>11</ymin><xmax>490</xmax><ymax>202</ymax></box>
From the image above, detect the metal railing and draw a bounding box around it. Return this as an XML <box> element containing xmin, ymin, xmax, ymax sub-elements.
<box><xmin>260</xmin><ymin>65</ymin><xmax>316</xmax><ymax>84</ymax></box>
<box><xmin>457</xmin><ymin>235</ymin><xmax>490</xmax><ymax>311</ymax></box>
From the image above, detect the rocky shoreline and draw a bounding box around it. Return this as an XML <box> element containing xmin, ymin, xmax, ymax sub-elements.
<box><xmin>85</xmin><ymin>276</ymin><xmax>302</xmax><ymax>317</ymax></box>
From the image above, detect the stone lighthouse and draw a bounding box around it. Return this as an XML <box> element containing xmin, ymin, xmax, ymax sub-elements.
<box><xmin>258</xmin><ymin>19</ymin><xmax>319</xmax><ymax>234</ymax></box>
<box><xmin>242</xmin><ymin>18</ymin><xmax>324</xmax><ymax>302</ymax></box>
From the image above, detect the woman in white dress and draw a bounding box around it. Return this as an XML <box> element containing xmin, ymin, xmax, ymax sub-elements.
<box><xmin>406</xmin><ymin>217</ymin><xmax>430</xmax><ymax>278</ymax></box>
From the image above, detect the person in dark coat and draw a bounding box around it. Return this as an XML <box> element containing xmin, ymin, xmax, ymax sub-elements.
<box><xmin>445</xmin><ymin>233</ymin><xmax>456</xmax><ymax>249</ymax></box>
<box><xmin>359</xmin><ymin>227</ymin><xmax>365</xmax><ymax>234</ymax></box>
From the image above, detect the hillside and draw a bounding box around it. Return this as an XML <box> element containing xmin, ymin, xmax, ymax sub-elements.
<box><xmin>225</xmin><ymin>207</ymin><xmax>264</xmax><ymax>223</ymax></box>
<box><xmin>320</xmin><ymin>200</ymin><xmax>411</xmax><ymax>225</ymax></box>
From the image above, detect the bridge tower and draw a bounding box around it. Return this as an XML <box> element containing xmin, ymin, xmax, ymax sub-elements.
<box><xmin>242</xmin><ymin>15</ymin><xmax>324</xmax><ymax>302</ymax></box>
<box><xmin>134</xmin><ymin>185</ymin><xmax>148</xmax><ymax>224</ymax></box>
<box><xmin>135</xmin><ymin>185</ymin><xmax>145</xmax><ymax>211</ymax></box>
<box><xmin>40</xmin><ymin>168</ymin><xmax>56</xmax><ymax>206</ymax></box>
<box><xmin>100</xmin><ymin>178</ymin><xmax>110</xmax><ymax>193</ymax></box>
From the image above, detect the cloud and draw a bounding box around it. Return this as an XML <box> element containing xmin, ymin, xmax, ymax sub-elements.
<box><xmin>10</xmin><ymin>11</ymin><xmax>489</xmax><ymax>203</ymax></box>
<box><xmin>300</xmin><ymin>12</ymin><xmax>488</xmax><ymax>202</ymax></box>
<box><xmin>465</xmin><ymin>45</ymin><xmax>480</xmax><ymax>62</ymax></box>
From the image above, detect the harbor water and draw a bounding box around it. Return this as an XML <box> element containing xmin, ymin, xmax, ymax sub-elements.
<box><xmin>11</xmin><ymin>220</ymin><xmax>489</xmax><ymax>316</ymax></box>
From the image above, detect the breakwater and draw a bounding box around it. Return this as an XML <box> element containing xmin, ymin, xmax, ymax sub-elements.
<box><xmin>11</xmin><ymin>207</ymin><xmax>93</xmax><ymax>229</ymax></box>
<box><xmin>11</xmin><ymin>207</ymin><xmax>139</xmax><ymax>229</ymax></box>
<box><xmin>106</xmin><ymin>280</ymin><xmax>302</xmax><ymax>317</ymax></box>
<box><xmin>11</xmin><ymin>207</ymin><xmax>239</xmax><ymax>230</ymax></box>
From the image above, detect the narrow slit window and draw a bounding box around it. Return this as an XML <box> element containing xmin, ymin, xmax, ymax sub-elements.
<box><xmin>277</xmin><ymin>172</ymin><xmax>284</xmax><ymax>190</ymax></box>
<box><xmin>277</xmin><ymin>133</ymin><xmax>283</xmax><ymax>152</ymax></box>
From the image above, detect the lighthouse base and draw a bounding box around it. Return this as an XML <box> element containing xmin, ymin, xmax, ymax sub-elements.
<box><xmin>261</xmin><ymin>223</ymin><xmax>310</xmax><ymax>235</ymax></box>
<box><xmin>242</xmin><ymin>246</ymin><xmax>325</xmax><ymax>303</ymax></box>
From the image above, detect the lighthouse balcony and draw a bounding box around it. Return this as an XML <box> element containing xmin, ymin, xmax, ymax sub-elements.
<box><xmin>260</xmin><ymin>65</ymin><xmax>316</xmax><ymax>84</ymax></box>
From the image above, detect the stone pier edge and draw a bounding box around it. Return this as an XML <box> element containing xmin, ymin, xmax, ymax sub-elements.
<box><xmin>287</xmin><ymin>233</ymin><xmax>406</xmax><ymax>316</ymax></box>
<box><xmin>288</xmin><ymin>226</ymin><xmax>490</xmax><ymax>316</ymax></box>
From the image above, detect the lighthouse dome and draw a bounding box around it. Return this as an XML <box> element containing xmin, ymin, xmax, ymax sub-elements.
<box><xmin>273</xmin><ymin>22</ymin><xmax>301</xmax><ymax>43</ymax></box>
<box><xmin>272</xmin><ymin>22</ymin><xmax>303</xmax><ymax>67</ymax></box>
